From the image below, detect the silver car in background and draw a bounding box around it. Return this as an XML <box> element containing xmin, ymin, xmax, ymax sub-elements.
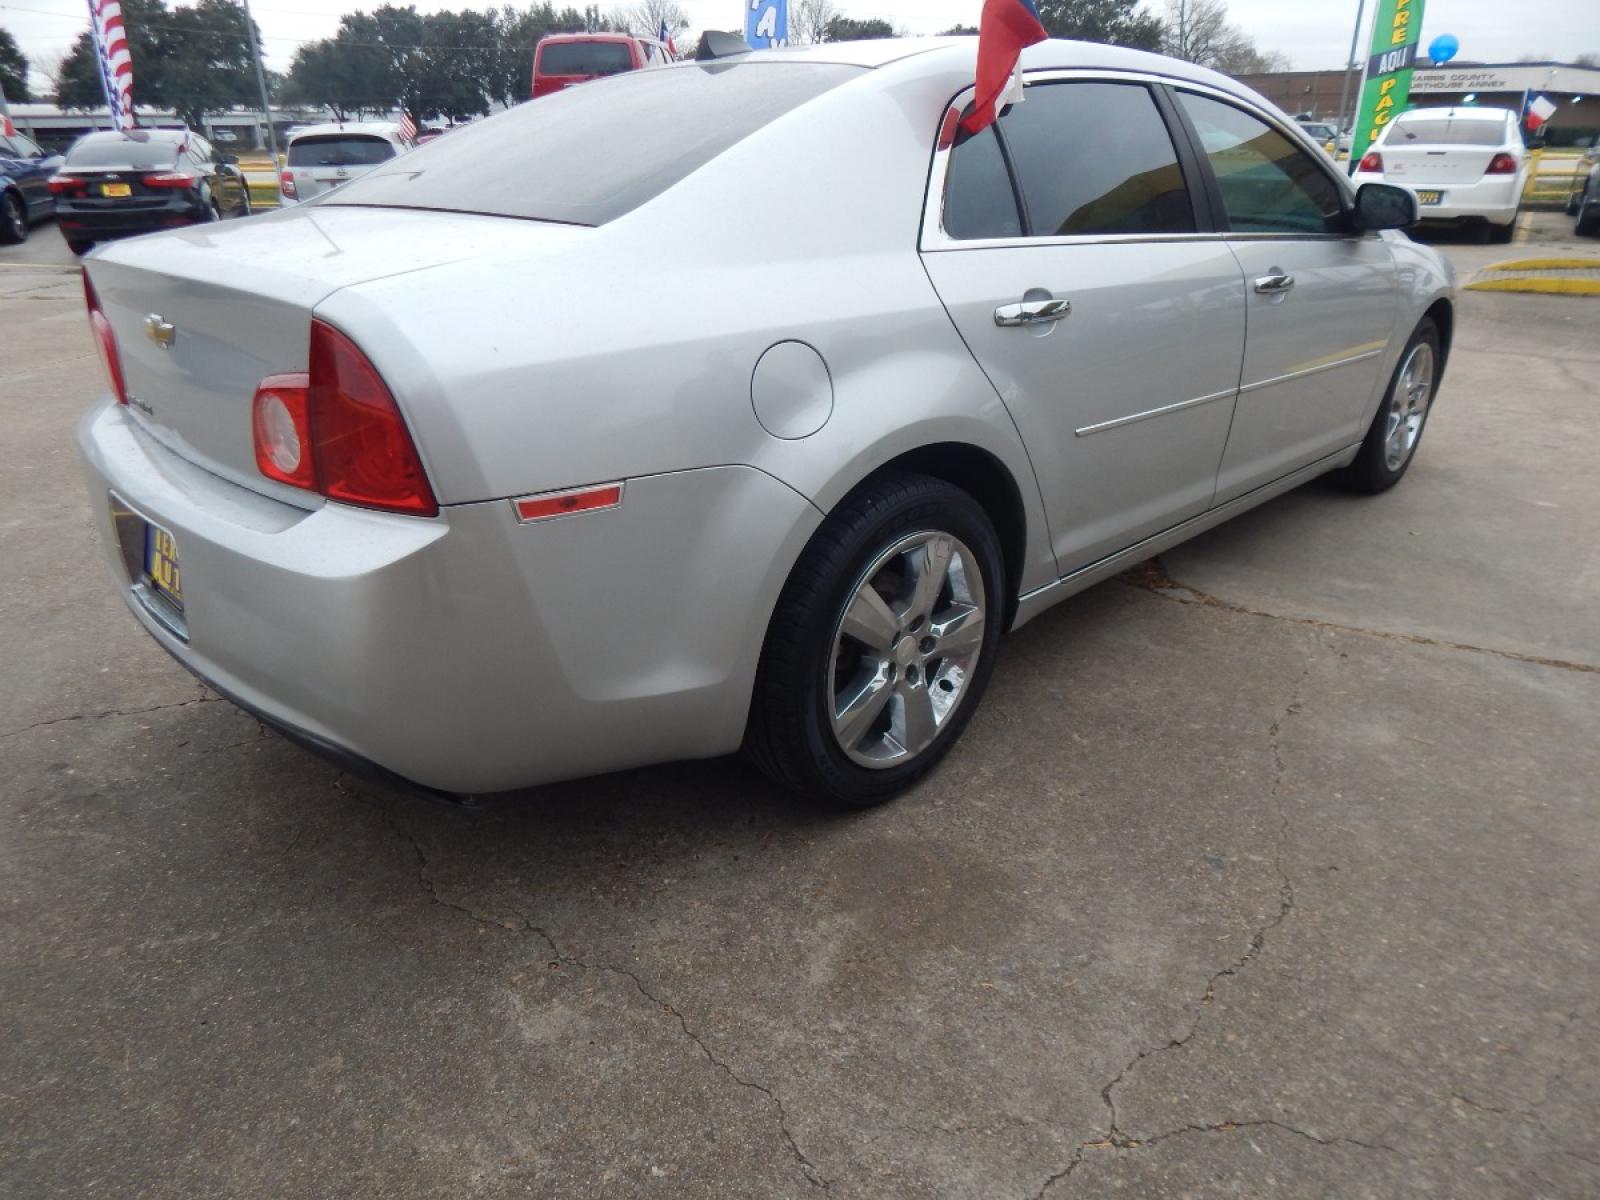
<box><xmin>278</xmin><ymin>121</ymin><xmax>412</xmax><ymax>207</ymax></box>
<box><xmin>77</xmin><ymin>38</ymin><xmax>1453</xmax><ymax>807</ymax></box>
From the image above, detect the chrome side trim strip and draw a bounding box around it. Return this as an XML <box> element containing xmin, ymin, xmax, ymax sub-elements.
<box><xmin>1074</xmin><ymin>387</ymin><xmax>1237</xmax><ymax>437</ymax></box>
<box><xmin>1010</xmin><ymin>444</ymin><xmax>1361</xmax><ymax>629</ymax></box>
<box><xmin>1237</xmin><ymin>350</ymin><xmax>1383</xmax><ymax>396</ymax></box>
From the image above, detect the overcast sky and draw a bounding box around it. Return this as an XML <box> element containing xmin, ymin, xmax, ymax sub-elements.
<box><xmin>3</xmin><ymin>0</ymin><xmax>1598</xmax><ymax>89</ymax></box>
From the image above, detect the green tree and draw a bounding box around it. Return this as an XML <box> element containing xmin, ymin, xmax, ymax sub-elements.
<box><xmin>1</xmin><ymin>26</ymin><xmax>30</xmax><ymax>102</ymax></box>
<box><xmin>822</xmin><ymin>17</ymin><xmax>895</xmax><ymax>41</ymax></box>
<box><xmin>940</xmin><ymin>25</ymin><xmax>979</xmax><ymax>36</ymax></box>
<box><xmin>1035</xmin><ymin>0</ymin><xmax>1164</xmax><ymax>51</ymax></box>
<box><xmin>54</xmin><ymin>0</ymin><xmax>264</xmax><ymax>128</ymax></box>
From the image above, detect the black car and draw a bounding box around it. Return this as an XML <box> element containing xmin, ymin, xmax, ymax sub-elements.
<box><xmin>50</xmin><ymin>129</ymin><xmax>251</xmax><ymax>255</ymax></box>
<box><xmin>0</xmin><ymin>128</ymin><xmax>63</xmax><ymax>245</ymax></box>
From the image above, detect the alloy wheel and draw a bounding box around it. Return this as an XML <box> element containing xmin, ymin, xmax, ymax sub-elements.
<box><xmin>826</xmin><ymin>530</ymin><xmax>987</xmax><ymax>769</ymax></box>
<box><xmin>1383</xmin><ymin>341</ymin><xmax>1434</xmax><ymax>472</ymax></box>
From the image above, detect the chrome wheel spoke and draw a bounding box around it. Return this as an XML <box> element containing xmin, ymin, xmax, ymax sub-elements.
<box><xmin>931</xmin><ymin>604</ymin><xmax>985</xmax><ymax>658</ymax></box>
<box><xmin>903</xmin><ymin>536</ymin><xmax>952</xmax><ymax>623</ymax></box>
<box><xmin>832</xmin><ymin>667</ymin><xmax>893</xmax><ymax>748</ymax></box>
<box><xmin>839</xmin><ymin>585</ymin><xmax>899</xmax><ymax>653</ymax></box>
<box><xmin>893</xmin><ymin>683</ymin><xmax>938</xmax><ymax>756</ymax></box>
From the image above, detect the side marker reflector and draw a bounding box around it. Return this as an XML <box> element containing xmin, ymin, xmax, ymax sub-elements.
<box><xmin>512</xmin><ymin>483</ymin><xmax>624</xmax><ymax>524</ymax></box>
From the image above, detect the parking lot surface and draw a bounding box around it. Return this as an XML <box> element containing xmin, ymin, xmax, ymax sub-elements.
<box><xmin>3</xmin><ymin>216</ymin><xmax>1597</xmax><ymax>1198</ymax></box>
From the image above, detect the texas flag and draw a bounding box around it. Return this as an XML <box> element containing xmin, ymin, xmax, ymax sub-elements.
<box><xmin>1525</xmin><ymin>94</ymin><xmax>1557</xmax><ymax>133</ymax></box>
<box><xmin>961</xmin><ymin>0</ymin><xmax>1049</xmax><ymax>135</ymax></box>
<box><xmin>659</xmin><ymin>18</ymin><xmax>677</xmax><ymax>59</ymax></box>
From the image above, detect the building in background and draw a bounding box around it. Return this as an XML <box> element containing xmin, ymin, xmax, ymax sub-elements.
<box><xmin>1235</xmin><ymin>60</ymin><xmax>1600</xmax><ymax>147</ymax></box>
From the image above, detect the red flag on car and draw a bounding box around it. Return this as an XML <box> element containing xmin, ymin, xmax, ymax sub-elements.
<box><xmin>961</xmin><ymin>0</ymin><xmax>1049</xmax><ymax>135</ymax></box>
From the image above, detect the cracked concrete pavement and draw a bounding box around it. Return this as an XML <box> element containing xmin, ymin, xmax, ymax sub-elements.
<box><xmin>2</xmin><ymin>226</ymin><xmax>1597</xmax><ymax>1198</ymax></box>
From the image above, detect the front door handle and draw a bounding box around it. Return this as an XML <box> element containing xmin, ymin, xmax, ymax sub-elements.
<box><xmin>1253</xmin><ymin>272</ymin><xmax>1295</xmax><ymax>295</ymax></box>
<box><xmin>994</xmin><ymin>297</ymin><xmax>1072</xmax><ymax>327</ymax></box>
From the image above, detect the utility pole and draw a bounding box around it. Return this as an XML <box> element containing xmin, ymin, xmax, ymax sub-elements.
<box><xmin>239</xmin><ymin>0</ymin><xmax>279</xmax><ymax>162</ymax></box>
<box><xmin>1334</xmin><ymin>0</ymin><xmax>1366</xmax><ymax>146</ymax></box>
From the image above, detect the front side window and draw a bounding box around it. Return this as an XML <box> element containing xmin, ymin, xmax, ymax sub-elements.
<box><xmin>942</xmin><ymin>80</ymin><xmax>1194</xmax><ymax>239</ymax></box>
<box><xmin>1177</xmin><ymin>92</ymin><xmax>1345</xmax><ymax>235</ymax></box>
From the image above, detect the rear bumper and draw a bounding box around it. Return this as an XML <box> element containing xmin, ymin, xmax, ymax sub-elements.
<box><xmin>57</xmin><ymin>195</ymin><xmax>210</xmax><ymax>241</ymax></box>
<box><xmin>78</xmin><ymin>401</ymin><xmax>821</xmax><ymax>794</ymax></box>
<box><xmin>1354</xmin><ymin>170</ymin><xmax>1523</xmax><ymax>224</ymax></box>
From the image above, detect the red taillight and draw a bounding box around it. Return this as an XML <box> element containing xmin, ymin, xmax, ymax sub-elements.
<box><xmin>251</xmin><ymin>324</ymin><xmax>437</xmax><ymax>515</ymax></box>
<box><xmin>252</xmin><ymin>374</ymin><xmax>314</xmax><ymax>489</ymax></box>
<box><xmin>280</xmin><ymin>170</ymin><xmax>298</xmax><ymax>199</ymax></box>
<box><xmin>1358</xmin><ymin>151</ymin><xmax>1383</xmax><ymax>173</ymax></box>
<box><xmin>142</xmin><ymin>171</ymin><xmax>197</xmax><ymax>188</ymax></box>
<box><xmin>1486</xmin><ymin>152</ymin><xmax>1518</xmax><ymax>175</ymax></box>
<box><xmin>48</xmin><ymin>174</ymin><xmax>88</xmax><ymax>196</ymax></box>
<box><xmin>83</xmin><ymin>275</ymin><xmax>128</xmax><ymax>406</ymax></box>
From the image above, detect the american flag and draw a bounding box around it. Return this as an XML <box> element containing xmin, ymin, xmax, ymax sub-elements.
<box><xmin>397</xmin><ymin>108</ymin><xmax>418</xmax><ymax>143</ymax></box>
<box><xmin>87</xmin><ymin>0</ymin><xmax>135</xmax><ymax>131</ymax></box>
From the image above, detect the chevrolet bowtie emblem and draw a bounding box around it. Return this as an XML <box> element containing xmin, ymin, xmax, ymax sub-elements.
<box><xmin>145</xmin><ymin>314</ymin><xmax>176</xmax><ymax>349</ymax></box>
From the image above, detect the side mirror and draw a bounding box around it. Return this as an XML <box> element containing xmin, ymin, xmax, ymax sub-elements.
<box><xmin>1353</xmin><ymin>182</ymin><xmax>1418</xmax><ymax>231</ymax></box>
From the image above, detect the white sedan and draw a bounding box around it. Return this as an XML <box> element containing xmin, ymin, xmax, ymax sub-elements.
<box><xmin>1354</xmin><ymin>106</ymin><xmax>1527</xmax><ymax>242</ymax></box>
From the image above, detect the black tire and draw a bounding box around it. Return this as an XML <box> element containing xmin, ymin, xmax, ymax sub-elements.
<box><xmin>0</xmin><ymin>191</ymin><xmax>27</xmax><ymax>245</ymax></box>
<box><xmin>744</xmin><ymin>470</ymin><xmax>1007</xmax><ymax>808</ymax></box>
<box><xmin>1486</xmin><ymin>216</ymin><xmax>1516</xmax><ymax>244</ymax></box>
<box><xmin>1335</xmin><ymin>318</ymin><xmax>1441</xmax><ymax>495</ymax></box>
<box><xmin>66</xmin><ymin>239</ymin><xmax>95</xmax><ymax>256</ymax></box>
<box><xmin>1577</xmin><ymin>198</ymin><xmax>1599</xmax><ymax>238</ymax></box>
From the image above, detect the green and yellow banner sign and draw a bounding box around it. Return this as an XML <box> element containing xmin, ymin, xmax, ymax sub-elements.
<box><xmin>1350</xmin><ymin>0</ymin><xmax>1427</xmax><ymax>167</ymax></box>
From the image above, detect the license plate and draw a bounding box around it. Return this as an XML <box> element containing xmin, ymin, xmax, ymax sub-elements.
<box><xmin>1416</xmin><ymin>190</ymin><xmax>1443</xmax><ymax>206</ymax></box>
<box><xmin>100</xmin><ymin>182</ymin><xmax>132</xmax><ymax>197</ymax></box>
<box><xmin>143</xmin><ymin>521</ymin><xmax>184</xmax><ymax>611</ymax></box>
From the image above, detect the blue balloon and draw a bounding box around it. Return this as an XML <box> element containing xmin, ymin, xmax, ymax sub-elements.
<box><xmin>1429</xmin><ymin>34</ymin><xmax>1459</xmax><ymax>65</ymax></box>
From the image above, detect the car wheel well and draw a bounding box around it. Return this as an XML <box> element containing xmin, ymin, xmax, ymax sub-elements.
<box><xmin>860</xmin><ymin>443</ymin><xmax>1027</xmax><ymax>628</ymax></box>
<box><xmin>1423</xmin><ymin>298</ymin><xmax>1453</xmax><ymax>377</ymax></box>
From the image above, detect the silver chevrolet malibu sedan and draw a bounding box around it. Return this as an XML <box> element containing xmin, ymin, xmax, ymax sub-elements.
<box><xmin>77</xmin><ymin>38</ymin><xmax>1453</xmax><ymax>806</ymax></box>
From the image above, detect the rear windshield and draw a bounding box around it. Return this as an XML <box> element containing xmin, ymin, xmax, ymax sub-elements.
<box><xmin>288</xmin><ymin>135</ymin><xmax>396</xmax><ymax>167</ymax></box>
<box><xmin>539</xmin><ymin>40</ymin><xmax>634</xmax><ymax>77</ymax></box>
<box><xmin>1386</xmin><ymin>118</ymin><xmax>1504</xmax><ymax>145</ymax></box>
<box><xmin>66</xmin><ymin>136</ymin><xmax>181</xmax><ymax>169</ymax></box>
<box><xmin>325</xmin><ymin>62</ymin><xmax>860</xmax><ymax>226</ymax></box>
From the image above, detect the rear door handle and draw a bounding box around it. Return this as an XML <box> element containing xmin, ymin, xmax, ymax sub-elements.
<box><xmin>994</xmin><ymin>297</ymin><xmax>1072</xmax><ymax>327</ymax></box>
<box><xmin>1253</xmin><ymin>272</ymin><xmax>1295</xmax><ymax>295</ymax></box>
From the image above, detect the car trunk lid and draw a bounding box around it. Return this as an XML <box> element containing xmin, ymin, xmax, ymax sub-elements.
<box><xmin>87</xmin><ymin>206</ymin><xmax>587</xmax><ymax>505</ymax></box>
<box><xmin>1379</xmin><ymin>144</ymin><xmax>1503</xmax><ymax>185</ymax></box>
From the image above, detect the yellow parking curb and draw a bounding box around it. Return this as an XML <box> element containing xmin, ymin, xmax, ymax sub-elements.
<box><xmin>1465</xmin><ymin>277</ymin><xmax>1600</xmax><ymax>296</ymax></box>
<box><xmin>1481</xmin><ymin>258</ymin><xmax>1600</xmax><ymax>272</ymax></box>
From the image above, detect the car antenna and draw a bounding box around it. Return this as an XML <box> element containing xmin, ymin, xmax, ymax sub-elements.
<box><xmin>695</xmin><ymin>30</ymin><xmax>750</xmax><ymax>61</ymax></box>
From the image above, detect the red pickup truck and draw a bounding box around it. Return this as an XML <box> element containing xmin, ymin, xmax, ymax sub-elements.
<box><xmin>531</xmin><ymin>33</ymin><xmax>675</xmax><ymax>99</ymax></box>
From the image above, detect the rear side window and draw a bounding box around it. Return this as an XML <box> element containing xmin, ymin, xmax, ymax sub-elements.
<box><xmin>943</xmin><ymin>81</ymin><xmax>1195</xmax><ymax>239</ymax></box>
<box><xmin>1385</xmin><ymin>118</ymin><xmax>1505</xmax><ymax>146</ymax></box>
<box><xmin>943</xmin><ymin>127</ymin><xmax>1023</xmax><ymax>239</ymax></box>
<box><xmin>66</xmin><ymin>137</ymin><xmax>181</xmax><ymax>169</ymax></box>
<box><xmin>1176</xmin><ymin>92</ymin><xmax>1344</xmax><ymax>235</ymax></box>
<box><xmin>327</xmin><ymin>63</ymin><xmax>861</xmax><ymax>226</ymax></box>
<box><xmin>539</xmin><ymin>40</ymin><xmax>635</xmax><ymax>76</ymax></box>
<box><xmin>288</xmin><ymin>136</ymin><xmax>396</xmax><ymax>167</ymax></box>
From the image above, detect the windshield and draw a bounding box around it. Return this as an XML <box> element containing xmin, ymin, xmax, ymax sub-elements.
<box><xmin>539</xmin><ymin>40</ymin><xmax>635</xmax><ymax>76</ymax></box>
<box><xmin>1387</xmin><ymin>117</ymin><xmax>1504</xmax><ymax>145</ymax></box>
<box><xmin>288</xmin><ymin>135</ymin><xmax>396</xmax><ymax>167</ymax></box>
<box><xmin>66</xmin><ymin>136</ymin><xmax>182</xmax><ymax>169</ymax></box>
<box><xmin>326</xmin><ymin>62</ymin><xmax>861</xmax><ymax>226</ymax></box>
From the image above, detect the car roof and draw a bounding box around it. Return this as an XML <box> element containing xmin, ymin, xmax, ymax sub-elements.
<box><xmin>288</xmin><ymin>122</ymin><xmax>405</xmax><ymax>141</ymax></box>
<box><xmin>540</xmin><ymin>32</ymin><xmax>638</xmax><ymax>44</ymax></box>
<box><xmin>78</xmin><ymin>128</ymin><xmax>188</xmax><ymax>143</ymax></box>
<box><xmin>707</xmin><ymin>37</ymin><xmax>1274</xmax><ymax>101</ymax></box>
<box><xmin>1395</xmin><ymin>106</ymin><xmax>1513</xmax><ymax>121</ymax></box>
